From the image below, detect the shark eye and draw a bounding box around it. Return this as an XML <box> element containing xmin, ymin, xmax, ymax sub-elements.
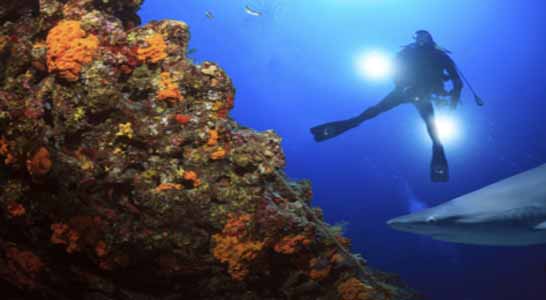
<box><xmin>426</xmin><ymin>216</ymin><xmax>437</xmax><ymax>223</ymax></box>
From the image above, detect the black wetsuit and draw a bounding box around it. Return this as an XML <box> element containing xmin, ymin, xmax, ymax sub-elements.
<box><xmin>310</xmin><ymin>43</ymin><xmax>463</xmax><ymax>181</ymax></box>
<box><xmin>352</xmin><ymin>44</ymin><xmax>463</xmax><ymax>146</ymax></box>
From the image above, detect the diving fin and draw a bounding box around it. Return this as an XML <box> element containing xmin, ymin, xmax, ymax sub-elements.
<box><xmin>431</xmin><ymin>145</ymin><xmax>449</xmax><ymax>182</ymax></box>
<box><xmin>310</xmin><ymin>118</ymin><xmax>360</xmax><ymax>142</ymax></box>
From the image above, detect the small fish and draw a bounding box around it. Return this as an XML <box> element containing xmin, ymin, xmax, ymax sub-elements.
<box><xmin>205</xmin><ymin>10</ymin><xmax>214</xmax><ymax>20</ymax></box>
<box><xmin>244</xmin><ymin>5</ymin><xmax>262</xmax><ymax>17</ymax></box>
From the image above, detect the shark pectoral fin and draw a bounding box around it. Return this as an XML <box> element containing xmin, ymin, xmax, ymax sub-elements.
<box><xmin>534</xmin><ymin>221</ymin><xmax>546</xmax><ymax>230</ymax></box>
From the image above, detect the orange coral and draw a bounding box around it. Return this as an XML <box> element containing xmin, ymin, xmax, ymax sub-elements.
<box><xmin>309</xmin><ymin>257</ymin><xmax>332</xmax><ymax>281</ymax></box>
<box><xmin>204</xmin><ymin>130</ymin><xmax>225</xmax><ymax>159</ymax></box>
<box><xmin>273</xmin><ymin>234</ymin><xmax>312</xmax><ymax>254</ymax></box>
<box><xmin>210</xmin><ymin>147</ymin><xmax>226</xmax><ymax>160</ymax></box>
<box><xmin>26</xmin><ymin>147</ymin><xmax>52</xmax><ymax>176</ymax></box>
<box><xmin>7</xmin><ymin>202</ymin><xmax>26</xmax><ymax>217</ymax></box>
<box><xmin>207</xmin><ymin>129</ymin><xmax>219</xmax><ymax>146</ymax></box>
<box><xmin>6</xmin><ymin>247</ymin><xmax>44</xmax><ymax>273</ymax></box>
<box><xmin>137</xmin><ymin>33</ymin><xmax>167</xmax><ymax>63</ymax></box>
<box><xmin>50</xmin><ymin>223</ymin><xmax>69</xmax><ymax>245</ymax></box>
<box><xmin>95</xmin><ymin>241</ymin><xmax>107</xmax><ymax>257</ymax></box>
<box><xmin>184</xmin><ymin>171</ymin><xmax>198</xmax><ymax>180</ymax></box>
<box><xmin>330</xmin><ymin>253</ymin><xmax>346</xmax><ymax>265</ymax></box>
<box><xmin>175</xmin><ymin>114</ymin><xmax>191</xmax><ymax>124</ymax></box>
<box><xmin>66</xmin><ymin>229</ymin><xmax>80</xmax><ymax>253</ymax></box>
<box><xmin>5</xmin><ymin>247</ymin><xmax>45</xmax><ymax>288</ymax></box>
<box><xmin>157</xmin><ymin>72</ymin><xmax>183</xmax><ymax>102</ymax></box>
<box><xmin>46</xmin><ymin>20</ymin><xmax>99</xmax><ymax>81</ymax></box>
<box><xmin>223</xmin><ymin>214</ymin><xmax>252</xmax><ymax>236</ymax></box>
<box><xmin>309</xmin><ymin>267</ymin><xmax>331</xmax><ymax>281</ymax></box>
<box><xmin>212</xmin><ymin>234</ymin><xmax>264</xmax><ymax>281</ymax></box>
<box><xmin>183</xmin><ymin>170</ymin><xmax>201</xmax><ymax>187</ymax></box>
<box><xmin>154</xmin><ymin>183</ymin><xmax>182</xmax><ymax>192</ymax></box>
<box><xmin>211</xmin><ymin>214</ymin><xmax>263</xmax><ymax>281</ymax></box>
<box><xmin>337</xmin><ymin>277</ymin><xmax>373</xmax><ymax>300</ymax></box>
<box><xmin>0</xmin><ymin>136</ymin><xmax>15</xmax><ymax>165</ymax></box>
<box><xmin>50</xmin><ymin>223</ymin><xmax>79</xmax><ymax>253</ymax></box>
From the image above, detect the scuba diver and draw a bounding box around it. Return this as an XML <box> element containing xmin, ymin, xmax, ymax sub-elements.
<box><xmin>310</xmin><ymin>30</ymin><xmax>463</xmax><ymax>182</ymax></box>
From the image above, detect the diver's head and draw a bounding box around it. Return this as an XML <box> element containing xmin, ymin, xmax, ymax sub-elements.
<box><xmin>413</xmin><ymin>30</ymin><xmax>435</xmax><ymax>47</ymax></box>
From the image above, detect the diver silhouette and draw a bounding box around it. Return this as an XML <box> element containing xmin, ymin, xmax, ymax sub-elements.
<box><xmin>310</xmin><ymin>30</ymin><xmax>463</xmax><ymax>182</ymax></box>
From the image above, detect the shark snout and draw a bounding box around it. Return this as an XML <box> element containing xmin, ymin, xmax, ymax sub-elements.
<box><xmin>387</xmin><ymin>213</ymin><xmax>417</xmax><ymax>225</ymax></box>
<box><xmin>387</xmin><ymin>216</ymin><xmax>417</xmax><ymax>232</ymax></box>
<box><xmin>386</xmin><ymin>218</ymin><xmax>402</xmax><ymax>226</ymax></box>
<box><xmin>387</xmin><ymin>212</ymin><xmax>441</xmax><ymax>233</ymax></box>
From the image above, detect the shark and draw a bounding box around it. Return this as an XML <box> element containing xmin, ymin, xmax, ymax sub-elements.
<box><xmin>387</xmin><ymin>164</ymin><xmax>546</xmax><ymax>246</ymax></box>
<box><xmin>379</xmin><ymin>181</ymin><xmax>460</xmax><ymax>266</ymax></box>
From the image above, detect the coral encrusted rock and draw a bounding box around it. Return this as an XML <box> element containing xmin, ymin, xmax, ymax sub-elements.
<box><xmin>0</xmin><ymin>1</ymin><xmax>420</xmax><ymax>299</ymax></box>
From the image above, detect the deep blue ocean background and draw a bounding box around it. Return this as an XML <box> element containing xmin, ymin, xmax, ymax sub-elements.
<box><xmin>140</xmin><ymin>1</ymin><xmax>546</xmax><ymax>299</ymax></box>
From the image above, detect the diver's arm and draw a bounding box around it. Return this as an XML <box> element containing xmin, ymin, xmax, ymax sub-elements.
<box><xmin>444</xmin><ymin>55</ymin><xmax>463</xmax><ymax>108</ymax></box>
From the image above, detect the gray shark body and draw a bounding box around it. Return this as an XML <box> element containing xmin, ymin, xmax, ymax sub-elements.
<box><xmin>388</xmin><ymin>164</ymin><xmax>546</xmax><ymax>246</ymax></box>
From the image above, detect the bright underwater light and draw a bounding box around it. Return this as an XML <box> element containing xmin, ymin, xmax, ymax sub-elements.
<box><xmin>433</xmin><ymin>114</ymin><xmax>460</xmax><ymax>144</ymax></box>
<box><xmin>356</xmin><ymin>51</ymin><xmax>394</xmax><ymax>80</ymax></box>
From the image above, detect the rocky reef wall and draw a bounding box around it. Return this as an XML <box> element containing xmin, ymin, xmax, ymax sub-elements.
<box><xmin>0</xmin><ymin>1</ymin><xmax>419</xmax><ymax>299</ymax></box>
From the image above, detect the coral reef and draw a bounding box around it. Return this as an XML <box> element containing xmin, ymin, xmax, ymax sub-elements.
<box><xmin>137</xmin><ymin>33</ymin><xmax>168</xmax><ymax>64</ymax></box>
<box><xmin>338</xmin><ymin>277</ymin><xmax>373</xmax><ymax>300</ymax></box>
<box><xmin>212</xmin><ymin>214</ymin><xmax>265</xmax><ymax>281</ymax></box>
<box><xmin>46</xmin><ymin>20</ymin><xmax>99</xmax><ymax>81</ymax></box>
<box><xmin>0</xmin><ymin>1</ymin><xmax>420</xmax><ymax>299</ymax></box>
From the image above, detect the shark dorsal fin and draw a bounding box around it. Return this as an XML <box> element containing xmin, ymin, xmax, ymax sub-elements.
<box><xmin>534</xmin><ymin>221</ymin><xmax>546</xmax><ymax>230</ymax></box>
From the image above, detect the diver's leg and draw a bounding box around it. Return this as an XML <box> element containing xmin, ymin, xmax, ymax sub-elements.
<box><xmin>414</xmin><ymin>100</ymin><xmax>442</xmax><ymax>146</ymax></box>
<box><xmin>352</xmin><ymin>89</ymin><xmax>406</xmax><ymax>124</ymax></box>
<box><xmin>310</xmin><ymin>90</ymin><xmax>405</xmax><ymax>142</ymax></box>
<box><xmin>414</xmin><ymin>101</ymin><xmax>449</xmax><ymax>182</ymax></box>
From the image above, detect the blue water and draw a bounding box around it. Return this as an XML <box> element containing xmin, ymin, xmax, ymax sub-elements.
<box><xmin>140</xmin><ymin>1</ymin><xmax>546</xmax><ymax>299</ymax></box>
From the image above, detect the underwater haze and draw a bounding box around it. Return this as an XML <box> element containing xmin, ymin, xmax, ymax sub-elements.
<box><xmin>140</xmin><ymin>1</ymin><xmax>546</xmax><ymax>299</ymax></box>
